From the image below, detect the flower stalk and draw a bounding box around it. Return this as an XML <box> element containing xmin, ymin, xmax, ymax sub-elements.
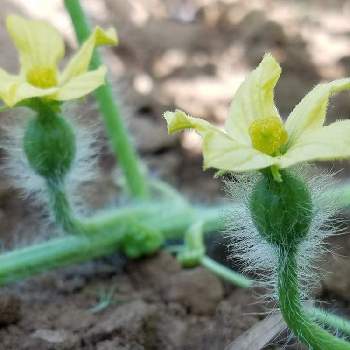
<box><xmin>278</xmin><ymin>246</ymin><xmax>350</xmax><ymax>349</ymax></box>
<box><xmin>248</xmin><ymin>170</ymin><xmax>350</xmax><ymax>348</ymax></box>
<box><xmin>46</xmin><ymin>180</ymin><xmax>83</xmax><ymax>234</ymax></box>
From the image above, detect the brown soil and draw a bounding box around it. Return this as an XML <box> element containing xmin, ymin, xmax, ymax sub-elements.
<box><xmin>0</xmin><ymin>250</ymin><xmax>306</xmax><ymax>350</ymax></box>
<box><xmin>0</xmin><ymin>251</ymin><xmax>261</xmax><ymax>350</ymax></box>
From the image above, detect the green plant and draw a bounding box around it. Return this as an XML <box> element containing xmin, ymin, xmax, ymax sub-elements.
<box><xmin>0</xmin><ymin>1</ymin><xmax>236</xmax><ymax>287</ymax></box>
<box><xmin>0</xmin><ymin>1</ymin><xmax>348</xmax><ymax>348</ymax></box>
<box><xmin>165</xmin><ymin>54</ymin><xmax>350</xmax><ymax>347</ymax></box>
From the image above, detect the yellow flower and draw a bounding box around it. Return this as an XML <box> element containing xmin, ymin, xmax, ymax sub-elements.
<box><xmin>0</xmin><ymin>15</ymin><xmax>118</xmax><ymax>107</ymax></box>
<box><xmin>164</xmin><ymin>54</ymin><xmax>350</xmax><ymax>175</ymax></box>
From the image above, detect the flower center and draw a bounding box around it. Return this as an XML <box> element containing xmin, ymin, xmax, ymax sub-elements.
<box><xmin>248</xmin><ymin>117</ymin><xmax>288</xmax><ymax>156</ymax></box>
<box><xmin>26</xmin><ymin>66</ymin><xmax>58</xmax><ymax>89</ymax></box>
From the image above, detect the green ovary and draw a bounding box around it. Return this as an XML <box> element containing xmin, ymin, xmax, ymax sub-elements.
<box><xmin>23</xmin><ymin>109</ymin><xmax>76</xmax><ymax>182</ymax></box>
<box><xmin>249</xmin><ymin>170</ymin><xmax>313</xmax><ymax>248</ymax></box>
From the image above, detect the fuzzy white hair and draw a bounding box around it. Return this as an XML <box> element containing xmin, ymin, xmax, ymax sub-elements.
<box><xmin>0</xmin><ymin>102</ymin><xmax>103</xmax><ymax>227</ymax></box>
<box><xmin>223</xmin><ymin>165</ymin><xmax>344</xmax><ymax>301</ymax></box>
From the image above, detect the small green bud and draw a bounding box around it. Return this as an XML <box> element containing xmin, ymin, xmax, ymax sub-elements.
<box><xmin>23</xmin><ymin>108</ymin><xmax>76</xmax><ymax>182</ymax></box>
<box><xmin>121</xmin><ymin>224</ymin><xmax>164</xmax><ymax>259</ymax></box>
<box><xmin>249</xmin><ymin>170</ymin><xmax>313</xmax><ymax>248</ymax></box>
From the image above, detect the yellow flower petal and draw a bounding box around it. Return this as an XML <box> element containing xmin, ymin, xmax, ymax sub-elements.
<box><xmin>60</xmin><ymin>27</ymin><xmax>118</xmax><ymax>83</ymax></box>
<box><xmin>165</xmin><ymin>109</ymin><xmax>199</xmax><ymax>134</ymax></box>
<box><xmin>6</xmin><ymin>15</ymin><xmax>64</xmax><ymax>73</ymax></box>
<box><xmin>285</xmin><ymin>78</ymin><xmax>350</xmax><ymax>146</ymax></box>
<box><xmin>225</xmin><ymin>53</ymin><xmax>282</xmax><ymax>144</ymax></box>
<box><xmin>280</xmin><ymin>120</ymin><xmax>350</xmax><ymax>168</ymax></box>
<box><xmin>0</xmin><ymin>68</ymin><xmax>58</xmax><ymax>107</ymax></box>
<box><xmin>53</xmin><ymin>66</ymin><xmax>107</xmax><ymax>101</ymax></box>
<box><xmin>0</xmin><ymin>69</ymin><xmax>21</xmax><ymax>107</ymax></box>
<box><xmin>164</xmin><ymin>110</ymin><xmax>276</xmax><ymax>171</ymax></box>
<box><xmin>14</xmin><ymin>84</ymin><xmax>58</xmax><ymax>106</ymax></box>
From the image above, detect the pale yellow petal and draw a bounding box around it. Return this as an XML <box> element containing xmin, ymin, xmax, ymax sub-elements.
<box><xmin>60</xmin><ymin>27</ymin><xmax>118</xmax><ymax>83</ymax></box>
<box><xmin>225</xmin><ymin>53</ymin><xmax>282</xmax><ymax>144</ymax></box>
<box><xmin>285</xmin><ymin>78</ymin><xmax>350</xmax><ymax>146</ymax></box>
<box><xmin>14</xmin><ymin>84</ymin><xmax>58</xmax><ymax>105</ymax></box>
<box><xmin>164</xmin><ymin>108</ymin><xmax>201</xmax><ymax>134</ymax></box>
<box><xmin>54</xmin><ymin>66</ymin><xmax>107</xmax><ymax>101</ymax></box>
<box><xmin>164</xmin><ymin>110</ymin><xmax>276</xmax><ymax>171</ymax></box>
<box><xmin>0</xmin><ymin>69</ymin><xmax>22</xmax><ymax>107</ymax></box>
<box><xmin>0</xmin><ymin>68</ymin><xmax>58</xmax><ymax>106</ymax></box>
<box><xmin>0</xmin><ymin>83</ymin><xmax>57</xmax><ymax>107</ymax></box>
<box><xmin>280</xmin><ymin>120</ymin><xmax>350</xmax><ymax>168</ymax></box>
<box><xmin>6</xmin><ymin>15</ymin><xmax>64</xmax><ymax>73</ymax></box>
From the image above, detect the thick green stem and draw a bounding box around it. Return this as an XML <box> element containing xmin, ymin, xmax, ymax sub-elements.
<box><xmin>278</xmin><ymin>247</ymin><xmax>350</xmax><ymax>349</ymax></box>
<box><xmin>5</xmin><ymin>180</ymin><xmax>350</xmax><ymax>283</ymax></box>
<box><xmin>0</xmin><ymin>204</ymin><xmax>226</xmax><ymax>284</ymax></box>
<box><xmin>45</xmin><ymin>180</ymin><xmax>157</xmax><ymax>236</ymax></box>
<box><xmin>64</xmin><ymin>0</ymin><xmax>149</xmax><ymax>199</ymax></box>
<box><xmin>45</xmin><ymin>174</ymin><xmax>202</xmax><ymax>237</ymax></box>
<box><xmin>0</xmin><ymin>231</ymin><xmax>124</xmax><ymax>284</ymax></box>
<box><xmin>0</xmin><ymin>207</ymin><xmax>349</xmax><ymax>337</ymax></box>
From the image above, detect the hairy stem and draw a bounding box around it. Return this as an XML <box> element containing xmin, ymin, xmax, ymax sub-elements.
<box><xmin>0</xmin><ymin>209</ymin><xmax>350</xmax><ymax>337</ymax></box>
<box><xmin>309</xmin><ymin>308</ymin><xmax>350</xmax><ymax>337</ymax></box>
<box><xmin>278</xmin><ymin>247</ymin><xmax>350</xmax><ymax>349</ymax></box>
<box><xmin>46</xmin><ymin>180</ymin><xmax>83</xmax><ymax>234</ymax></box>
<box><xmin>0</xmin><ymin>230</ymin><xmax>124</xmax><ymax>284</ymax></box>
<box><xmin>198</xmin><ymin>257</ymin><xmax>350</xmax><ymax>335</ymax></box>
<box><xmin>64</xmin><ymin>0</ymin><xmax>149</xmax><ymax>199</ymax></box>
<box><xmin>0</xmin><ymin>204</ymin><xmax>226</xmax><ymax>284</ymax></box>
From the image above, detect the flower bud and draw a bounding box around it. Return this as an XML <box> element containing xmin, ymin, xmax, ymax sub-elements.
<box><xmin>249</xmin><ymin>170</ymin><xmax>313</xmax><ymax>248</ymax></box>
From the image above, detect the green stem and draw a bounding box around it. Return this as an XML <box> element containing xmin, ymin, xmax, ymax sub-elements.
<box><xmin>0</xmin><ymin>205</ymin><xmax>349</xmax><ymax>337</ymax></box>
<box><xmin>309</xmin><ymin>308</ymin><xmax>350</xmax><ymax>337</ymax></box>
<box><xmin>46</xmin><ymin>179</ymin><xmax>158</xmax><ymax>235</ymax></box>
<box><xmin>278</xmin><ymin>247</ymin><xmax>350</xmax><ymax>349</ymax></box>
<box><xmin>0</xmin><ymin>230</ymin><xmax>124</xmax><ymax>284</ymax></box>
<box><xmin>200</xmin><ymin>256</ymin><xmax>253</xmax><ymax>288</ymax></box>
<box><xmin>198</xmin><ymin>256</ymin><xmax>350</xmax><ymax>336</ymax></box>
<box><xmin>47</xmin><ymin>178</ymin><xmax>350</xmax><ymax>237</ymax></box>
<box><xmin>46</xmin><ymin>180</ymin><xmax>83</xmax><ymax>234</ymax></box>
<box><xmin>64</xmin><ymin>0</ymin><xmax>149</xmax><ymax>199</ymax></box>
<box><xmin>0</xmin><ymin>204</ymin><xmax>226</xmax><ymax>284</ymax></box>
<box><xmin>46</xmin><ymin>174</ymin><xmax>200</xmax><ymax>236</ymax></box>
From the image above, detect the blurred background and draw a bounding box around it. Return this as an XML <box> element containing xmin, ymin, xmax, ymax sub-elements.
<box><xmin>0</xmin><ymin>1</ymin><xmax>350</xmax><ymax>349</ymax></box>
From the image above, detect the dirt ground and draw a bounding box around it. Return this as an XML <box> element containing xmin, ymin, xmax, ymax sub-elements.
<box><xmin>0</xmin><ymin>0</ymin><xmax>350</xmax><ymax>349</ymax></box>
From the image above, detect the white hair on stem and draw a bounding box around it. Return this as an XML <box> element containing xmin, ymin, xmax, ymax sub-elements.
<box><xmin>223</xmin><ymin>165</ymin><xmax>344</xmax><ymax>302</ymax></box>
<box><xmin>0</xmin><ymin>101</ymin><xmax>103</xmax><ymax>228</ymax></box>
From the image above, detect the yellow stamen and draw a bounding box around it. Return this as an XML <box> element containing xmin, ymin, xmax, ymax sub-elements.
<box><xmin>26</xmin><ymin>66</ymin><xmax>58</xmax><ymax>88</ymax></box>
<box><xmin>249</xmin><ymin>117</ymin><xmax>288</xmax><ymax>155</ymax></box>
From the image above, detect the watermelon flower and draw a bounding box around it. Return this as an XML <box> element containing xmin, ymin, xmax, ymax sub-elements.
<box><xmin>164</xmin><ymin>54</ymin><xmax>350</xmax><ymax>180</ymax></box>
<box><xmin>0</xmin><ymin>15</ymin><xmax>118</xmax><ymax>107</ymax></box>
